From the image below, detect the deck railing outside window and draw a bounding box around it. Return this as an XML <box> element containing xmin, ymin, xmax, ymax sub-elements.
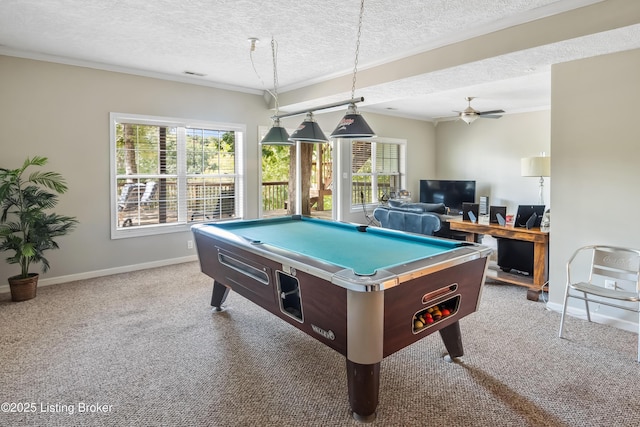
<box><xmin>262</xmin><ymin>181</ymin><xmax>288</xmax><ymax>212</ymax></box>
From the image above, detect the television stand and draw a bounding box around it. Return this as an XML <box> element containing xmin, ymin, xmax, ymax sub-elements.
<box><xmin>447</xmin><ymin>218</ymin><xmax>549</xmax><ymax>301</ymax></box>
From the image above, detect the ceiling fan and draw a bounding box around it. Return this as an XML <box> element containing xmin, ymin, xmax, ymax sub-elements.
<box><xmin>456</xmin><ymin>97</ymin><xmax>505</xmax><ymax>124</ymax></box>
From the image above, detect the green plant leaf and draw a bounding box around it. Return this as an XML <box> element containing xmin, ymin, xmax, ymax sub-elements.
<box><xmin>0</xmin><ymin>156</ymin><xmax>78</xmax><ymax>278</ymax></box>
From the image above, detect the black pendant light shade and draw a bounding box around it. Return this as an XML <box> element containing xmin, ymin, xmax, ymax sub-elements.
<box><xmin>330</xmin><ymin>103</ymin><xmax>376</xmax><ymax>139</ymax></box>
<box><xmin>289</xmin><ymin>113</ymin><xmax>329</xmax><ymax>143</ymax></box>
<box><xmin>261</xmin><ymin>118</ymin><xmax>293</xmax><ymax>145</ymax></box>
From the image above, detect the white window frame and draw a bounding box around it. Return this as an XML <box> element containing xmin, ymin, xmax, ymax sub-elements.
<box><xmin>350</xmin><ymin>137</ymin><xmax>406</xmax><ymax>212</ymax></box>
<box><xmin>110</xmin><ymin>112</ymin><xmax>245</xmax><ymax>239</ymax></box>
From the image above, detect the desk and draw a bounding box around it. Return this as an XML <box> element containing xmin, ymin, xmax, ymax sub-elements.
<box><xmin>192</xmin><ymin>216</ymin><xmax>490</xmax><ymax>422</ymax></box>
<box><xmin>448</xmin><ymin>218</ymin><xmax>549</xmax><ymax>301</ymax></box>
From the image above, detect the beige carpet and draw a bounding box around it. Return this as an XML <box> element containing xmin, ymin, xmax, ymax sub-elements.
<box><xmin>1</xmin><ymin>262</ymin><xmax>639</xmax><ymax>426</ymax></box>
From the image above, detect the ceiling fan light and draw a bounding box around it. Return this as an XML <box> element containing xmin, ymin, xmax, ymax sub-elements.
<box><xmin>330</xmin><ymin>103</ymin><xmax>376</xmax><ymax>138</ymax></box>
<box><xmin>261</xmin><ymin>118</ymin><xmax>293</xmax><ymax>145</ymax></box>
<box><xmin>460</xmin><ymin>112</ymin><xmax>478</xmax><ymax>124</ymax></box>
<box><xmin>289</xmin><ymin>113</ymin><xmax>329</xmax><ymax>143</ymax></box>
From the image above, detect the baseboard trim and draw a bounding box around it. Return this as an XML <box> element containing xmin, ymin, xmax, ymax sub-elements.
<box><xmin>546</xmin><ymin>301</ymin><xmax>638</xmax><ymax>334</ymax></box>
<box><xmin>0</xmin><ymin>255</ymin><xmax>199</xmax><ymax>295</ymax></box>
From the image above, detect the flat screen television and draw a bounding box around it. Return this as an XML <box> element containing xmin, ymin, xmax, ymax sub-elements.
<box><xmin>419</xmin><ymin>180</ymin><xmax>476</xmax><ymax>214</ymax></box>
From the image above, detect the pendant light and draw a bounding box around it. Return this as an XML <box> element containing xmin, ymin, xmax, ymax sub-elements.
<box><xmin>330</xmin><ymin>0</ymin><xmax>376</xmax><ymax>139</ymax></box>
<box><xmin>289</xmin><ymin>112</ymin><xmax>329</xmax><ymax>143</ymax></box>
<box><xmin>261</xmin><ymin>117</ymin><xmax>291</xmax><ymax>144</ymax></box>
<box><xmin>260</xmin><ymin>37</ymin><xmax>293</xmax><ymax>145</ymax></box>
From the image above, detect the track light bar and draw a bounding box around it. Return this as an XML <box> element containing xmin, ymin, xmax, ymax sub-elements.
<box><xmin>271</xmin><ymin>97</ymin><xmax>365</xmax><ymax>120</ymax></box>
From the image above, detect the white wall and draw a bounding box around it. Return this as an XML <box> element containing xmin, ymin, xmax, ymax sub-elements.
<box><xmin>6</xmin><ymin>48</ymin><xmax>639</xmax><ymax>333</ymax></box>
<box><xmin>0</xmin><ymin>55</ymin><xmax>267</xmax><ymax>284</ymax></box>
<box><xmin>434</xmin><ymin>48</ymin><xmax>640</xmax><ymax>331</ymax></box>
<box><xmin>548</xmin><ymin>48</ymin><xmax>640</xmax><ymax>326</ymax></box>
<box><xmin>0</xmin><ymin>55</ymin><xmax>435</xmax><ymax>288</ymax></box>
<box><xmin>435</xmin><ymin>111</ymin><xmax>551</xmax><ymax>214</ymax></box>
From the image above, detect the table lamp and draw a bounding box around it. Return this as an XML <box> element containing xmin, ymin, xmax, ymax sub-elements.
<box><xmin>521</xmin><ymin>154</ymin><xmax>550</xmax><ymax>205</ymax></box>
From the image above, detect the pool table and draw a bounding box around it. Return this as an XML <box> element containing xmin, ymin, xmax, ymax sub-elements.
<box><xmin>192</xmin><ymin>215</ymin><xmax>491</xmax><ymax>422</ymax></box>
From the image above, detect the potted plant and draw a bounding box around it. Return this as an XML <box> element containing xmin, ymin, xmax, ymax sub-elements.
<box><xmin>0</xmin><ymin>156</ymin><xmax>78</xmax><ymax>301</ymax></box>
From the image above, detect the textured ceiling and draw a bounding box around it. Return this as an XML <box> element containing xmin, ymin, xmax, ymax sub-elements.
<box><xmin>1</xmin><ymin>0</ymin><xmax>639</xmax><ymax>122</ymax></box>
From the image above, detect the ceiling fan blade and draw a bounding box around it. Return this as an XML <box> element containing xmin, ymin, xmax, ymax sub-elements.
<box><xmin>478</xmin><ymin>109</ymin><xmax>505</xmax><ymax>115</ymax></box>
<box><xmin>479</xmin><ymin>114</ymin><xmax>503</xmax><ymax>119</ymax></box>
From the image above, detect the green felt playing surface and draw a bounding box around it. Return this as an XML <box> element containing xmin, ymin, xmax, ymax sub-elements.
<box><xmin>217</xmin><ymin>217</ymin><xmax>459</xmax><ymax>276</ymax></box>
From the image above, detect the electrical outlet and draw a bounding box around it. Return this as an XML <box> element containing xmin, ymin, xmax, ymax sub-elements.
<box><xmin>187</xmin><ymin>240</ymin><xmax>193</xmax><ymax>249</ymax></box>
<box><xmin>604</xmin><ymin>279</ymin><xmax>616</xmax><ymax>290</ymax></box>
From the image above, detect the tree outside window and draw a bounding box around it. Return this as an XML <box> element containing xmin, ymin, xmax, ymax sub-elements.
<box><xmin>111</xmin><ymin>113</ymin><xmax>244</xmax><ymax>238</ymax></box>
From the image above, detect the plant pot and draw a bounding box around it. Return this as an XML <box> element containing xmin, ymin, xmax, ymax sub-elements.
<box><xmin>8</xmin><ymin>273</ymin><xmax>39</xmax><ymax>302</ymax></box>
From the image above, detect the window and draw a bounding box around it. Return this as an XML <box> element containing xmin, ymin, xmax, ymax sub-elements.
<box><xmin>110</xmin><ymin>113</ymin><xmax>244</xmax><ymax>238</ymax></box>
<box><xmin>351</xmin><ymin>139</ymin><xmax>404</xmax><ymax>207</ymax></box>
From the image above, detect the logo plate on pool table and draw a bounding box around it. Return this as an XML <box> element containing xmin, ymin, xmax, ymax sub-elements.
<box><xmin>311</xmin><ymin>324</ymin><xmax>335</xmax><ymax>341</ymax></box>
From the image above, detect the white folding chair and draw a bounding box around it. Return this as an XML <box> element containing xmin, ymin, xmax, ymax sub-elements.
<box><xmin>559</xmin><ymin>245</ymin><xmax>640</xmax><ymax>362</ymax></box>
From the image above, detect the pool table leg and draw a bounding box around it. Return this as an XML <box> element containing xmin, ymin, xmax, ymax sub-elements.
<box><xmin>210</xmin><ymin>280</ymin><xmax>230</xmax><ymax>311</ymax></box>
<box><xmin>346</xmin><ymin>360</ymin><xmax>380</xmax><ymax>422</ymax></box>
<box><xmin>438</xmin><ymin>320</ymin><xmax>464</xmax><ymax>360</ymax></box>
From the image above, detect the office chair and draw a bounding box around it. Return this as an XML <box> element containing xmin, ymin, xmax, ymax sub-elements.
<box><xmin>559</xmin><ymin>245</ymin><xmax>640</xmax><ymax>362</ymax></box>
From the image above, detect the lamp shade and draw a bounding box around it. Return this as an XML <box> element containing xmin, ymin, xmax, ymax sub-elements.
<box><xmin>521</xmin><ymin>156</ymin><xmax>550</xmax><ymax>177</ymax></box>
<box><xmin>330</xmin><ymin>104</ymin><xmax>376</xmax><ymax>138</ymax></box>
<box><xmin>261</xmin><ymin>118</ymin><xmax>293</xmax><ymax>145</ymax></box>
<box><xmin>289</xmin><ymin>113</ymin><xmax>329</xmax><ymax>143</ymax></box>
